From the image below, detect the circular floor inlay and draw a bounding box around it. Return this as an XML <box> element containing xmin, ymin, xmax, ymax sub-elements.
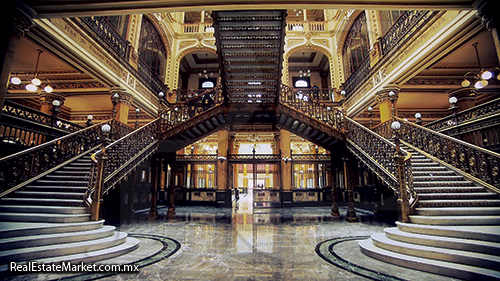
<box><xmin>316</xmin><ymin>236</ymin><xmax>406</xmax><ymax>281</ymax></box>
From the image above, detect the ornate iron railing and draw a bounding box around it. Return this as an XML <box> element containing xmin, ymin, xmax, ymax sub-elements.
<box><xmin>80</xmin><ymin>16</ymin><xmax>129</xmax><ymax>60</ymax></box>
<box><xmin>86</xmin><ymin>119</ymin><xmax>159</xmax><ymax>206</ymax></box>
<box><xmin>0</xmin><ymin>120</ymin><xmax>111</xmax><ymax>197</ymax></box>
<box><xmin>159</xmin><ymin>86</ymin><xmax>224</xmax><ymax>132</ymax></box>
<box><xmin>344</xmin><ymin>117</ymin><xmax>417</xmax><ymax>208</ymax></box>
<box><xmin>279</xmin><ymin>84</ymin><xmax>344</xmax><ymax>130</ymax></box>
<box><xmin>176</xmin><ymin>154</ymin><xmax>217</xmax><ymax>161</ymax></box>
<box><xmin>342</xmin><ymin>56</ymin><xmax>371</xmax><ymax>97</ymax></box>
<box><xmin>291</xmin><ymin>154</ymin><xmax>331</xmax><ymax>161</ymax></box>
<box><xmin>425</xmin><ymin>96</ymin><xmax>500</xmax><ymax>133</ymax></box>
<box><xmin>137</xmin><ymin>59</ymin><xmax>168</xmax><ymax>100</ymax></box>
<box><xmin>290</xmin><ymin>88</ymin><xmax>332</xmax><ymax>102</ymax></box>
<box><xmin>2</xmin><ymin>100</ymin><xmax>84</xmax><ymax>133</ymax></box>
<box><xmin>228</xmin><ymin>154</ymin><xmax>281</xmax><ymax>161</ymax></box>
<box><xmin>111</xmin><ymin>119</ymin><xmax>134</xmax><ymax>140</ymax></box>
<box><xmin>381</xmin><ymin>10</ymin><xmax>437</xmax><ymax>56</ymax></box>
<box><xmin>386</xmin><ymin>117</ymin><xmax>500</xmax><ymax>191</ymax></box>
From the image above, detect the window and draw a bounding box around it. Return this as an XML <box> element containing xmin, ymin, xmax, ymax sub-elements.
<box><xmin>379</xmin><ymin>10</ymin><xmax>404</xmax><ymax>36</ymax></box>
<box><xmin>105</xmin><ymin>16</ymin><xmax>130</xmax><ymax>39</ymax></box>
<box><xmin>199</xmin><ymin>77</ymin><xmax>217</xmax><ymax>89</ymax></box>
<box><xmin>293</xmin><ymin>77</ymin><xmax>310</xmax><ymax>88</ymax></box>
<box><xmin>342</xmin><ymin>12</ymin><xmax>370</xmax><ymax>78</ymax></box>
<box><xmin>138</xmin><ymin>17</ymin><xmax>167</xmax><ymax>81</ymax></box>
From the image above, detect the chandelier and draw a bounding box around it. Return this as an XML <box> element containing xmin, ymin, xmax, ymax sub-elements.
<box><xmin>461</xmin><ymin>42</ymin><xmax>499</xmax><ymax>89</ymax></box>
<box><xmin>198</xmin><ymin>53</ymin><xmax>213</xmax><ymax>79</ymax></box>
<box><xmin>299</xmin><ymin>52</ymin><xmax>311</xmax><ymax>78</ymax></box>
<box><xmin>10</xmin><ymin>49</ymin><xmax>54</xmax><ymax>93</ymax></box>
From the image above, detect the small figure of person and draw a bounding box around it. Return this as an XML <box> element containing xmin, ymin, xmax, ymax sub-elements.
<box><xmin>312</xmin><ymin>82</ymin><xmax>320</xmax><ymax>100</ymax></box>
<box><xmin>188</xmin><ymin>89</ymin><xmax>197</xmax><ymax>117</ymax></box>
<box><xmin>202</xmin><ymin>91</ymin><xmax>214</xmax><ymax>111</ymax></box>
<box><xmin>234</xmin><ymin>187</ymin><xmax>240</xmax><ymax>202</ymax></box>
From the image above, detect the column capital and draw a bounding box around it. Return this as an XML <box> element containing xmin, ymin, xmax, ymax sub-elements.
<box><xmin>375</xmin><ymin>87</ymin><xmax>400</xmax><ymax>104</ymax></box>
<box><xmin>12</xmin><ymin>4</ymin><xmax>34</xmax><ymax>39</ymax></box>
<box><xmin>476</xmin><ymin>0</ymin><xmax>497</xmax><ymax>30</ymax></box>
<box><xmin>110</xmin><ymin>88</ymin><xmax>133</xmax><ymax>105</ymax></box>
<box><xmin>39</xmin><ymin>92</ymin><xmax>66</xmax><ymax>106</ymax></box>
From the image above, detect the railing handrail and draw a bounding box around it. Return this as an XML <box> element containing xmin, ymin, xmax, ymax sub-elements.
<box><xmin>0</xmin><ymin>119</ymin><xmax>111</xmax><ymax>163</ymax></box>
<box><xmin>394</xmin><ymin>116</ymin><xmax>500</xmax><ymax>158</ymax></box>
<box><xmin>424</xmin><ymin>96</ymin><xmax>500</xmax><ymax>130</ymax></box>
<box><xmin>2</xmin><ymin>100</ymin><xmax>84</xmax><ymax>131</ymax></box>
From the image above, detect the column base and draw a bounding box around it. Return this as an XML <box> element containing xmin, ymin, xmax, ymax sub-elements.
<box><xmin>149</xmin><ymin>211</ymin><xmax>158</xmax><ymax>221</ymax></box>
<box><xmin>345</xmin><ymin>210</ymin><xmax>358</xmax><ymax>222</ymax></box>
<box><xmin>167</xmin><ymin>206</ymin><xmax>176</xmax><ymax>215</ymax></box>
<box><xmin>331</xmin><ymin>209</ymin><xmax>340</xmax><ymax>218</ymax></box>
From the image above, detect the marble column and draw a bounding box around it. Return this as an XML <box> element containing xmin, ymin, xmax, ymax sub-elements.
<box><xmin>280</xmin><ymin>129</ymin><xmax>292</xmax><ymax>190</ymax></box>
<box><xmin>110</xmin><ymin>88</ymin><xmax>133</xmax><ymax>124</ymax></box>
<box><xmin>0</xmin><ymin>3</ymin><xmax>33</xmax><ymax>121</ymax></box>
<box><xmin>375</xmin><ymin>87</ymin><xmax>399</xmax><ymax>123</ymax></box>
<box><xmin>343</xmin><ymin>156</ymin><xmax>358</xmax><ymax>222</ymax></box>
<box><xmin>150</xmin><ymin>154</ymin><xmax>160</xmax><ymax>220</ymax></box>
<box><xmin>217</xmin><ymin>129</ymin><xmax>229</xmax><ymax>190</ymax></box>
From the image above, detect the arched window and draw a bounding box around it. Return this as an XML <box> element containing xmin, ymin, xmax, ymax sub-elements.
<box><xmin>342</xmin><ymin>12</ymin><xmax>370</xmax><ymax>78</ymax></box>
<box><xmin>295</xmin><ymin>80</ymin><xmax>308</xmax><ymax>88</ymax></box>
<box><xmin>379</xmin><ymin>10</ymin><xmax>404</xmax><ymax>36</ymax></box>
<box><xmin>138</xmin><ymin>17</ymin><xmax>167</xmax><ymax>81</ymax></box>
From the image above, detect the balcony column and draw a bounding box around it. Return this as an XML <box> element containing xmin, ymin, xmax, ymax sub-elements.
<box><xmin>167</xmin><ymin>152</ymin><xmax>176</xmax><ymax>215</ymax></box>
<box><xmin>110</xmin><ymin>88</ymin><xmax>133</xmax><ymax>124</ymax></box>
<box><xmin>375</xmin><ymin>87</ymin><xmax>399</xmax><ymax>123</ymax></box>
<box><xmin>330</xmin><ymin>157</ymin><xmax>340</xmax><ymax>217</ymax></box>
<box><xmin>280</xmin><ymin>129</ymin><xmax>292</xmax><ymax>190</ymax></box>
<box><xmin>273</xmin><ymin>134</ymin><xmax>280</xmax><ymax>189</ymax></box>
<box><xmin>0</xmin><ymin>3</ymin><xmax>33</xmax><ymax>121</ymax></box>
<box><xmin>150</xmin><ymin>153</ymin><xmax>160</xmax><ymax>220</ymax></box>
<box><xmin>39</xmin><ymin>92</ymin><xmax>66</xmax><ymax>115</ymax></box>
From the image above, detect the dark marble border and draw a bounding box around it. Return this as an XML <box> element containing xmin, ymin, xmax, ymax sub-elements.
<box><xmin>57</xmin><ymin>234</ymin><xmax>181</xmax><ymax>281</ymax></box>
<box><xmin>316</xmin><ymin>236</ymin><xmax>406</xmax><ymax>281</ymax></box>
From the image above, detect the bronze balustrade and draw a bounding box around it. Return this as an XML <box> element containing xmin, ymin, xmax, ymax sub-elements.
<box><xmin>79</xmin><ymin>16</ymin><xmax>129</xmax><ymax>60</ymax></box>
<box><xmin>344</xmin><ymin>116</ymin><xmax>416</xmax><ymax>209</ymax></box>
<box><xmin>279</xmin><ymin>84</ymin><xmax>344</xmax><ymax>131</ymax></box>
<box><xmin>391</xmin><ymin>116</ymin><xmax>500</xmax><ymax>192</ymax></box>
<box><xmin>0</xmin><ymin>119</ymin><xmax>111</xmax><ymax>197</ymax></box>
<box><xmin>111</xmin><ymin>119</ymin><xmax>134</xmax><ymax>140</ymax></box>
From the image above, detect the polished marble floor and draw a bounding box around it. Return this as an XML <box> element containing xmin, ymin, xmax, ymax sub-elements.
<box><xmin>7</xmin><ymin>191</ymin><xmax>459</xmax><ymax>281</ymax></box>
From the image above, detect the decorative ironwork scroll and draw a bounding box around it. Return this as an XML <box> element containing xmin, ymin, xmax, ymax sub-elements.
<box><xmin>390</xmin><ymin>117</ymin><xmax>500</xmax><ymax>190</ymax></box>
<box><xmin>0</xmin><ymin>120</ymin><xmax>110</xmax><ymax>196</ymax></box>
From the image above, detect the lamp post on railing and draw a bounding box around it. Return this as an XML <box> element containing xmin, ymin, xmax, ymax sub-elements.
<box><xmin>389</xmin><ymin>90</ymin><xmax>397</xmax><ymax>117</ymax></box>
<box><xmin>415</xmin><ymin>113</ymin><xmax>423</xmax><ymax>125</ymax></box>
<box><xmin>91</xmin><ymin>123</ymin><xmax>111</xmax><ymax>221</ymax></box>
<box><xmin>51</xmin><ymin>99</ymin><xmax>61</xmax><ymax>127</ymax></box>
<box><xmin>391</xmin><ymin>120</ymin><xmax>410</xmax><ymax>223</ymax></box>
<box><xmin>86</xmin><ymin>115</ymin><xmax>93</xmax><ymax>127</ymax></box>
<box><xmin>135</xmin><ymin>108</ymin><xmax>140</xmax><ymax>129</ymax></box>
<box><xmin>449</xmin><ymin>96</ymin><xmax>460</xmax><ymax>136</ymax></box>
<box><xmin>368</xmin><ymin>106</ymin><xmax>373</xmax><ymax>129</ymax></box>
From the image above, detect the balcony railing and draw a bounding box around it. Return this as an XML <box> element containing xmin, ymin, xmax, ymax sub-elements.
<box><xmin>381</xmin><ymin>10</ymin><xmax>437</xmax><ymax>56</ymax></box>
<box><xmin>182</xmin><ymin>23</ymin><xmax>214</xmax><ymax>33</ymax></box>
<box><xmin>287</xmin><ymin>21</ymin><xmax>326</xmax><ymax>32</ymax></box>
<box><xmin>137</xmin><ymin>59</ymin><xmax>168</xmax><ymax>97</ymax></box>
<box><xmin>80</xmin><ymin>16</ymin><xmax>129</xmax><ymax>60</ymax></box>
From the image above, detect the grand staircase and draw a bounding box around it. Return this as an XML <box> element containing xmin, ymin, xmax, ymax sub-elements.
<box><xmin>359</xmin><ymin>142</ymin><xmax>500</xmax><ymax>280</ymax></box>
<box><xmin>0</xmin><ymin>152</ymin><xmax>139</xmax><ymax>274</ymax></box>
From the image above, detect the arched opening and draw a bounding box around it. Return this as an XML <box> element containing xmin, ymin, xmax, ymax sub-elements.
<box><xmin>178</xmin><ymin>50</ymin><xmax>219</xmax><ymax>101</ymax></box>
<box><xmin>138</xmin><ymin>17</ymin><xmax>168</xmax><ymax>81</ymax></box>
<box><xmin>287</xmin><ymin>49</ymin><xmax>331</xmax><ymax>101</ymax></box>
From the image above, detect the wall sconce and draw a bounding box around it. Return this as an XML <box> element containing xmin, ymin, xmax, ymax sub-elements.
<box><xmin>282</xmin><ymin>157</ymin><xmax>292</xmax><ymax>164</ymax></box>
<box><xmin>217</xmin><ymin>156</ymin><xmax>227</xmax><ymax>163</ymax></box>
<box><xmin>10</xmin><ymin>49</ymin><xmax>54</xmax><ymax>93</ymax></box>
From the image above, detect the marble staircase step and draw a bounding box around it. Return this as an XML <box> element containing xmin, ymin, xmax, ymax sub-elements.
<box><xmin>413</xmin><ymin>180</ymin><xmax>476</xmax><ymax>187</ymax></box>
<box><xmin>0</xmin><ymin>225</ymin><xmax>116</xmax><ymax>251</ymax></box>
<box><xmin>415</xmin><ymin>186</ymin><xmax>486</xmax><ymax>193</ymax></box>
<box><xmin>418</xmin><ymin>192</ymin><xmax>498</xmax><ymax>200</ymax></box>
<box><xmin>411</xmin><ymin>166</ymin><xmax>448</xmax><ymax>171</ymax></box>
<box><xmin>0</xmin><ymin>231</ymin><xmax>129</xmax><ymax>264</ymax></box>
<box><xmin>0</xmin><ymin>212</ymin><xmax>90</xmax><ymax>223</ymax></box>
<box><xmin>415</xmin><ymin>207</ymin><xmax>500</xmax><ymax>216</ymax></box>
<box><xmin>0</xmin><ymin>197</ymin><xmax>84</xmax><ymax>207</ymax></box>
<box><xmin>35</xmin><ymin>179</ymin><xmax>88</xmax><ymax>186</ymax></box>
<box><xmin>24</xmin><ymin>185</ymin><xmax>88</xmax><ymax>193</ymax></box>
<box><xmin>0</xmin><ymin>237</ymin><xmax>140</xmax><ymax>273</ymax></box>
<box><xmin>0</xmin><ymin>221</ymin><xmax>104</xmax><ymax>239</ymax></box>
<box><xmin>413</xmin><ymin>175</ymin><xmax>464</xmax><ymax>181</ymax></box>
<box><xmin>417</xmin><ymin>199</ymin><xmax>500</xmax><ymax>208</ymax></box>
<box><xmin>0</xmin><ymin>205</ymin><xmax>87</xmax><ymax>215</ymax></box>
<box><xmin>396</xmin><ymin>222</ymin><xmax>500</xmax><ymax>242</ymax></box>
<box><xmin>358</xmin><ymin>239</ymin><xmax>500</xmax><ymax>281</ymax></box>
<box><xmin>412</xmin><ymin>170</ymin><xmax>455</xmax><ymax>176</ymax></box>
<box><xmin>370</xmin><ymin>232</ymin><xmax>500</xmax><ymax>270</ymax></box>
<box><xmin>384</xmin><ymin>227</ymin><xmax>500</xmax><ymax>255</ymax></box>
<box><xmin>409</xmin><ymin>215</ymin><xmax>500</xmax><ymax>225</ymax></box>
<box><xmin>45</xmin><ymin>174</ymin><xmax>88</xmax><ymax>181</ymax></box>
<box><xmin>10</xmin><ymin>191</ymin><xmax>85</xmax><ymax>199</ymax></box>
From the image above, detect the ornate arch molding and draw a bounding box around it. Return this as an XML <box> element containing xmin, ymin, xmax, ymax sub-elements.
<box><xmin>283</xmin><ymin>44</ymin><xmax>334</xmax><ymax>86</ymax></box>
<box><xmin>143</xmin><ymin>14</ymin><xmax>172</xmax><ymax>58</ymax></box>
<box><xmin>337</xmin><ymin>10</ymin><xmax>364</xmax><ymax>57</ymax></box>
